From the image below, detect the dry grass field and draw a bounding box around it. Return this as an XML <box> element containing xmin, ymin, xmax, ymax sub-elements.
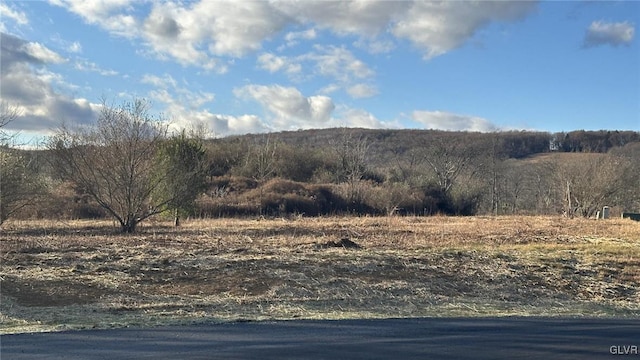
<box><xmin>1</xmin><ymin>215</ymin><xmax>639</xmax><ymax>334</ymax></box>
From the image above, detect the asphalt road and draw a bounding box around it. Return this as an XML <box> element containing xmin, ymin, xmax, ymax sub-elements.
<box><xmin>2</xmin><ymin>317</ymin><xmax>639</xmax><ymax>359</ymax></box>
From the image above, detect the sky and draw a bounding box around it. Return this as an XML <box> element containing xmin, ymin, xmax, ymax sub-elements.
<box><xmin>1</xmin><ymin>0</ymin><xmax>638</xmax><ymax>144</ymax></box>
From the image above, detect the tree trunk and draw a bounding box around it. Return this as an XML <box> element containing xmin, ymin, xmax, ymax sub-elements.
<box><xmin>121</xmin><ymin>217</ymin><xmax>138</xmax><ymax>233</ymax></box>
<box><xmin>174</xmin><ymin>208</ymin><xmax>181</xmax><ymax>227</ymax></box>
<box><xmin>565</xmin><ymin>181</ymin><xmax>573</xmax><ymax>218</ymax></box>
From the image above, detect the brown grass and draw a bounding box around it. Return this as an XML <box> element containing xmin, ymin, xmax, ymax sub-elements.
<box><xmin>1</xmin><ymin>215</ymin><xmax>639</xmax><ymax>334</ymax></box>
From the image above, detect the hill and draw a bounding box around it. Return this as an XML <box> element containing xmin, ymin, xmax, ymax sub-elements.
<box><xmin>4</xmin><ymin>128</ymin><xmax>640</xmax><ymax>222</ymax></box>
<box><xmin>210</xmin><ymin>128</ymin><xmax>639</xmax><ymax>165</ymax></box>
<box><xmin>196</xmin><ymin>128</ymin><xmax>640</xmax><ymax>218</ymax></box>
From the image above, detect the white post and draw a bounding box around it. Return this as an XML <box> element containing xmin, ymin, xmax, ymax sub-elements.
<box><xmin>602</xmin><ymin>206</ymin><xmax>610</xmax><ymax>220</ymax></box>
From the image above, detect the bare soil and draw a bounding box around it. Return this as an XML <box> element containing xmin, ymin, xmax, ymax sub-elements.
<box><xmin>1</xmin><ymin>216</ymin><xmax>639</xmax><ymax>334</ymax></box>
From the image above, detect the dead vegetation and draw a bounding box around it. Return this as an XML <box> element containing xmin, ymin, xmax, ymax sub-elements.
<box><xmin>1</xmin><ymin>216</ymin><xmax>639</xmax><ymax>334</ymax></box>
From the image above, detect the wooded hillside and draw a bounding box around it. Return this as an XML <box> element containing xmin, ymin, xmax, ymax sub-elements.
<box><xmin>5</xmin><ymin>128</ymin><xmax>640</xmax><ymax>224</ymax></box>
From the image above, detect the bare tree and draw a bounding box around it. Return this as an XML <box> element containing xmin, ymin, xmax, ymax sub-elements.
<box><xmin>0</xmin><ymin>101</ymin><xmax>20</xmax><ymax>143</ymax></box>
<box><xmin>250</xmin><ymin>135</ymin><xmax>279</xmax><ymax>183</ymax></box>
<box><xmin>610</xmin><ymin>143</ymin><xmax>640</xmax><ymax>211</ymax></box>
<box><xmin>50</xmin><ymin>99</ymin><xmax>172</xmax><ymax>233</ymax></box>
<box><xmin>1</xmin><ymin>151</ymin><xmax>28</xmax><ymax>225</ymax></box>
<box><xmin>498</xmin><ymin>160</ymin><xmax>530</xmax><ymax>214</ymax></box>
<box><xmin>331</xmin><ymin>130</ymin><xmax>370</xmax><ymax>205</ymax></box>
<box><xmin>389</xmin><ymin>148</ymin><xmax>425</xmax><ymax>187</ymax></box>
<box><xmin>0</xmin><ymin>102</ymin><xmax>45</xmax><ymax>225</ymax></box>
<box><xmin>0</xmin><ymin>148</ymin><xmax>45</xmax><ymax>225</ymax></box>
<box><xmin>486</xmin><ymin>134</ymin><xmax>507</xmax><ymax>215</ymax></box>
<box><xmin>422</xmin><ymin>134</ymin><xmax>474</xmax><ymax>196</ymax></box>
<box><xmin>241</xmin><ymin>135</ymin><xmax>279</xmax><ymax>214</ymax></box>
<box><xmin>554</xmin><ymin>154</ymin><xmax>628</xmax><ymax>218</ymax></box>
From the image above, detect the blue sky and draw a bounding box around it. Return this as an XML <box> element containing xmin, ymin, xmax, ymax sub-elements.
<box><xmin>1</xmin><ymin>1</ymin><xmax>638</xmax><ymax>143</ymax></box>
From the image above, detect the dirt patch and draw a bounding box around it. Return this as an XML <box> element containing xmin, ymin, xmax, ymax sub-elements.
<box><xmin>1</xmin><ymin>276</ymin><xmax>113</xmax><ymax>307</ymax></box>
<box><xmin>316</xmin><ymin>238</ymin><xmax>362</xmax><ymax>249</ymax></box>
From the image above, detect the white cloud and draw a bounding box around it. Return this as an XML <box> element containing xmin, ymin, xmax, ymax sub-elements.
<box><xmin>23</xmin><ymin>42</ymin><xmax>66</xmax><ymax>64</ymax></box>
<box><xmin>412</xmin><ymin>110</ymin><xmax>499</xmax><ymax>132</ymax></box>
<box><xmin>158</xmin><ymin>102</ymin><xmax>266</xmax><ymax>137</ymax></box>
<box><xmin>338</xmin><ymin>107</ymin><xmax>392</xmax><ymax>129</ymax></box>
<box><xmin>257</xmin><ymin>46</ymin><xmax>376</xmax><ymax>98</ymax></box>
<box><xmin>318</xmin><ymin>83</ymin><xmax>341</xmax><ymax>95</ymax></box>
<box><xmin>141</xmin><ymin>73</ymin><xmax>178</xmax><ymax>89</ymax></box>
<box><xmin>257</xmin><ymin>53</ymin><xmax>301</xmax><ymax>75</ymax></box>
<box><xmin>190</xmin><ymin>1</ymin><xmax>287</xmax><ymax>57</ymax></box>
<box><xmin>75</xmin><ymin>60</ymin><xmax>118</xmax><ymax>76</ymax></box>
<box><xmin>283</xmin><ymin>28</ymin><xmax>317</xmax><ymax>48</ymax></box>
<box><xmin>257</xmin><ymin>53</ymin><xmax>285</xmax><ymax>73</ymax></box>
<box><xmin>392</xmin><ymin>1</ymin><xmax>536</xmax><ymax>59</ymax></box>
<box><xmin>141</xmin><ymin>74</ymin><xmax>234</xmax><ymax>135</ymax></box>
<box><xmin>137</xmin><ymin>1</ymin><xmax>288</xmax><ymax>71</ymax></box>
<box><xmin>354</xmin><ymin>38</ymin><xmax>395</xmax><ymax>54</ymax></box>
<box><xmin>140</xmin><ymin>73</ymin><xmax>267</xmax><ymax>136</ymax></box>
<box><xmin>584</xmin><ymin>21</ymin><xmax>635</xmax><ymax>48</ymax></box>
<box><xmin>0</xmin><ymin>3</ymin><xmax>29</xmax><ymax>28</ymax></box>
<box><xmin>52</xmin><ymin>0</ymin><xmax>277</xmax><ymax>70</ymax></box>
<box><xmin>213</xmin><ymin>114</ymin><xmax>270</xmax><ymax>135</ymax></box>
<box><xmin>68</xmin><ymin>41</ymin><xmax>82</xmax><ymax>53</ymax></box>
<box><xmin>129</xmin><ymin>73</ymin><xmax>270</xmax><ymax>136</ymax></box>
<box><xmin>49</xmin><ymin>0</ymin><xmax>539</xmax><ymax>72</ymax></box>
<box><xmin>234</xmin><ymin>84</ymin><xmax>335</xmax><ymax>129</ymax></box>
<box><xmin>50</xmin><ymin>0</ymin><xmax>139</xmax><ymax>38</ymax></box>
<box><xmin>277</xmin><ymin>0</ymin><xmax>409</xmax><ymax>37</ymax></box>
<box><xmin>138</xmin><ymin>3</ymin><xmax>218</xmax><ymax>70</ymax></box>
<box><xmin>50</xmin><ymin>34</ymin><xmax>83</xmax><ymax>55</ymax></box>
<box><xmin>304</xmin><ymin>45</ymin><xmax>374</xmax><ymax>81</ymax></box>
<box><xmin>234</xmin><ymin>84</ymin><xmax>398</xmax><ymax>132</ymax></box>
<box><xmin>297</xmin><ymin>45</ymin><xmax>377</xmax><ymax>98</ymax></box>
<box><xmin>346</xmin><ymin>83</ymin><xmax>378</xmax><ymax>99</ymax></box>
<box><xmin>143</xmin><ymin>73</ymin><xmax>215</xmax><ymax>112</ymax></box>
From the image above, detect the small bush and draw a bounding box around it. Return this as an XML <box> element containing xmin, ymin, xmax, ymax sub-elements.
<box><xmin>275</xmin><ymin>145</ymin><xmax>326</xmax><ymax>182</ymax></box>
<box><xmin>260</xmin><ymin>193</ymin><xmax>320</xmax><ymax>216</ymax></box>
<box><xmin>195</xmin><ymin>195</ymin><xmax>257</xmax><ymax>218</ymax></box>
<box><xmin>309</xmin><ymin>184</ymin><xmax>349</xmax><ymax>214</ymax></box>
<box><xmin>449</xmin><ymin>186</ymin><xmax>483</xmax><ymax>216</ymax></box>
<box><xmin>196</xmin><ymin>176</ymin><xmax>481</xmax><ymax>218</ymax></box>
<box><xmin>362</xmin><ymin>169</ymin><xmax>385</xmax><ymax>184</ymax></box>
<box><xmin>10</xmin><ymin>180</ymin><xmax>110</xmax><ymax>220</ymax></box>
<box><xmin>419</xmin><ymin>183</ymin><xmax>482</xmax><ymax>216</ymax></box>
<box><xmin>421</xmin><ymin>185</ymin><xmax>451</xmax><ymax>215</ymax></box>
<box><xmin>365</xmin><ymin>182</ymin><xmax>423</xmax><ymax>215</ymax></box>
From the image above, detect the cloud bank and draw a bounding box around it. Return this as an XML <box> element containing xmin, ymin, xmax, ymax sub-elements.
<box><xmin>50</xmin><ymin>0</ymin><xmax>538</xmax><ymax>68</ymax></box>
<box><xmin>0</xmin><ymin>32</ymin><xmax>98</xmax><ymax>135</ymax></box>
<box><xmin>412</xmin><ymin>110</ymin><xmax>499</xmax><ymax>132</ymax></box>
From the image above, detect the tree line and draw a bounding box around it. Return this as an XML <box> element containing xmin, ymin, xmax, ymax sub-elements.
<box><xmin>1</xmin><ymin>99</ymin><xmax>639</xmax><ymax>232</ymax></box>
